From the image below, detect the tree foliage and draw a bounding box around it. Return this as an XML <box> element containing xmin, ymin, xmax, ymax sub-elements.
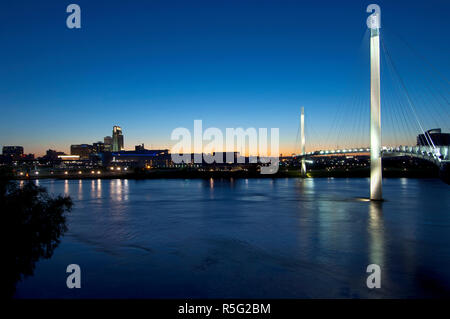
<box><xmin>1</xmin><ymin>167</ymin><xmax>73</xmax><ymax>298</ymax></box>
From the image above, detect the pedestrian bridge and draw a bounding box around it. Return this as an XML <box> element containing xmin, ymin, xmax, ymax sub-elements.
<box><xmin>299</xmin><ymin>145</ymin><xmax>450</xmax><ymax>167</ymax></box>
<box><xmin>293</xmin><ymin>7</ymin><xmax>450</xmax><ymax>196</ymax></box>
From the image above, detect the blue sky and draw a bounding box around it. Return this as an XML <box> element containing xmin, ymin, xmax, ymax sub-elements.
<box><xmin>0</xmin><ymin>0</ymin><xmax>449</xmax><ymax>155</ymax></box>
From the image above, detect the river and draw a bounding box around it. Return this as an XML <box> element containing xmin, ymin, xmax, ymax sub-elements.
<box><xmin>13</xmin><ymin>177</ymin><xmax>450</xmax><ymax>298</ymax></box>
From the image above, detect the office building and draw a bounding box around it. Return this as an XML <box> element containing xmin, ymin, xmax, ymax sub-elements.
<box><xmin>417</xmin><ymin>128</ymin><xmax>450</xmax><ymax>146</ymax></box>
<box><xmin>71</xmin><ymin>144</ymin><xmax>94</xmax><ymax>160</ymax></box>
<box><xmin>104</xmin><ymin>136</ymin><xmax>113</xmax><ymax>152</ymax></box>
<box><xmin>93</xmin><ymin>142</ymin><xmax>105</xmax><ymax>153</ymax></box>
<box><xmin>112</xmin><ymin>126</ymin><xmax>124</xmax><ymax>152</ymax></box>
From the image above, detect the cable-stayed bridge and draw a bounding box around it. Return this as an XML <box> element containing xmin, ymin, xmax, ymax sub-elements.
<box><xmin>295</xmin><ymin>6</ymin><xmax>450</xmax><ymax>199</ymax></box>
<box><xmin>302</xmin><ymin>145</ymin><xmax>449</xmax><ymax>167</ymax></box>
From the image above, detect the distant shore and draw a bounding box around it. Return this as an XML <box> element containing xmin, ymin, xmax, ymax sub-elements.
<box><xmin>13</xmin><ymin>167</ymin><xmax>439</xmax><ymax>180</ymax></box>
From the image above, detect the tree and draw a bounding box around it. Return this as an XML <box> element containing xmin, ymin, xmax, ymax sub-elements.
<box><xmin>1</xmin><ymin>167</ymin><xmax>73</xmax><ymax>298</ymax></box>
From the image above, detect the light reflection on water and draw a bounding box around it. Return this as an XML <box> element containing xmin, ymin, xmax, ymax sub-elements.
<box><xmin>14</xmin><ymin>178</ymin><xmax>450</xmax><ymax>298</ymax></box>
<box><xmin>368</xmin><ymin>202</ymin><xmax>384</xmax><ymax>268</ymax></box>
<box><xmin>78</xmin><ymin>180</ymin><xmax>83</xmax><ymax>201</ymax></box>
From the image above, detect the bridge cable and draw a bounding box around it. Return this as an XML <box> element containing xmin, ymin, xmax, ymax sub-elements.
<box><xmin>380</xmin><ymin>36</ymin><xmax>437</xmax><ymax>150</ymax></box>
<box><xmin>383</xmin><ymin>26</ymin><xmax>450</xmax><ymax>129</ymax></box>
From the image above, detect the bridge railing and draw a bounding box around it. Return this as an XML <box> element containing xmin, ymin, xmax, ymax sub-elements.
<box><xmin>381</xmin><ymin>145</ymin><xmax>449</xmax><ymax>162</ymax></box>
<box><xmin>299</xmin><ymin>145</ymin><xmax>449</xmax><ymax>162</ymax></box>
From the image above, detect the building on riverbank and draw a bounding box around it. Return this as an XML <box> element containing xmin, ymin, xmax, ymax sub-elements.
<box><xmin>417</xmin><ymin>128</ymin><xmax>450</xmax><ymax>147</ymax></box>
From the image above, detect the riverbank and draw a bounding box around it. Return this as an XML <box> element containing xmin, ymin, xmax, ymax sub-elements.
<box><xmin>12</xmin><ymin>167</ymin><xmax>440</xmax><ymax>180</ymax></box>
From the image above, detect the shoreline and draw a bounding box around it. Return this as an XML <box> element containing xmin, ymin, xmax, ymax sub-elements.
<box><xmin>12</xmin><ymin>167</ymin><xmax>440</xmax><ymax>180</ymax></box>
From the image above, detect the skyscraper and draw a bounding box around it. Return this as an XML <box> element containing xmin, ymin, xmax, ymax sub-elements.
<box><xmin>104</xmin><ymin>136</ymin><xmax>113</xmax><ymax>152</ymax></box>
<box><xmin>112</xmin><ymin>125</ymin><xmax>124</xmax><ymax>152</ymax></box>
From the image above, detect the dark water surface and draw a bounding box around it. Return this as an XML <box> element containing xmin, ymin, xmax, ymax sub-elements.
<box><xmin>13</xmin><ymin>178</ymin><xmax>450</xmax><ymax>298</ymax></box>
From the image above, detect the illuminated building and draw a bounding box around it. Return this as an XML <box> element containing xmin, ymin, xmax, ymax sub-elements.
<box><xmin>104</xmin><ymin>136</ymin><xmax>113</xmax><ymax>152</ymax></box>
<box><xmin>58</xmin><ymin>155</ymin><xmax>81</xmax><ymax>161</ymax></box>
<box><xmin>93</xmin><ymin>142</ymin><xmax>105</xmax><ymax>153</ymax></box>
<box><xmin>112</xmin><ymin>126</ymin><xmax>124</xmax><ymax>152</ymax></box>
<box><xmin>70</xmin><ymin>144</ymin><xmax>94</xmax><ymax>160</ymax></box>
<box><xmin>107</xmin><ymin>149</ymin><xmax>170</xmax><ymax>168</ymax></box>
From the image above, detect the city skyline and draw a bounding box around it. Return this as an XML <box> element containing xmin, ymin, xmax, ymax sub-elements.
<box><xmin>0</xmin><ymin>0</ymin><xmax>449</xmax><ymax>156</ymax></box>
<box><xmin>4</xmin><ymin>1</ymin><xmax>450</xmax><ymax>303</ymax></box>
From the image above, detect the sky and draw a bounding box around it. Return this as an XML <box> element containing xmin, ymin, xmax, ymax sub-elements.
<box><xmin>0</xmin><ymin>0</ymin><xmax>449</xmax><ymax>156</ymax></box>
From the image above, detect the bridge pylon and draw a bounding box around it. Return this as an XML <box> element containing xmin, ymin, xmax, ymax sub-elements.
<box><xmin>368</xmin><ymin>6</ymin><xmax>382</xmax><ymax>200</ymax></box>
<box><xmin>300</xmin><ymin>106</ymin><xmax>306</xmax><ymax>177</ymax></box>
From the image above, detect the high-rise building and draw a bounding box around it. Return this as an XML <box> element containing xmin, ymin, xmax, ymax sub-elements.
<box><xmin>93</xmin><ymin>141</ymin><xmax>105</xmax><ymax>153</ymax></box>
<box><xmin>112</xmin><ymin>125</ymin><xmax>124</xmax><ymax>152</ymax></box>
<box><xmin>104</xmin><ymin>136</ymin><xmax>113</xmax><ymax>152</ymax></box>
<box><xmin>71</xmin><ymin>144</ymin><xmax>94</xmax><ymax>160</ymax></box>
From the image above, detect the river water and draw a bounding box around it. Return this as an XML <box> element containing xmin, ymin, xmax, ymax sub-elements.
<box><xmin>13</xmin><ymin>178</ymin><xmax>450</xmax><ymax>298</ymax></box>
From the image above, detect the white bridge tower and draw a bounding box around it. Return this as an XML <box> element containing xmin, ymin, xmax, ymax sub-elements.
<box><xmin>368</xmin><ymin>4</ymin><xmax>382</xmax><ymax>200</ymax></box>
<box><xmin>300</xmin><ymin>106</ymin><xmax>306</xmax><ymax>176</ymax></box>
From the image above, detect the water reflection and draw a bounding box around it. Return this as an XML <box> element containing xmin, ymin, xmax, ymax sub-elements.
<box><xmin>96</xmin><ymin>179</ymin><xmax>102</xmax><ymax>199</ymax></box>
<box><xmin>12</xmin><ymin>178</ymin><xmax>450</xmax><ymax>298</ymax></box>
<box><xmin>108</xmin><ymin>179</ymin><xmax>129</xmax><ymax>202</ymax></box>
<box><xmin>123</xmin><ymin>179</ymin><xmax>129</xmax><ymax>201</ymax></box>
<box><xmin>4</xmin><ymin>181</ymin><xmax>72</xmax><ymax>298</ymax></box>
<box><xmin>91</xmin><ymin>180</ymin><xmax>96</xmax><ymax>198</ymax></box>
<box><xmin>368</xmin><ymin>202</ymin><xmax>384</xmax><ymax>268</ymax></box>
<box><xmin>295</xmin><ymin>178</ymin><xmax>311</xmax><ymax>198</ymax></box>
<box><xmin>78</xmin><ymin>180</ymin><xmax>83</xmax><ymax>200</ymax></box>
